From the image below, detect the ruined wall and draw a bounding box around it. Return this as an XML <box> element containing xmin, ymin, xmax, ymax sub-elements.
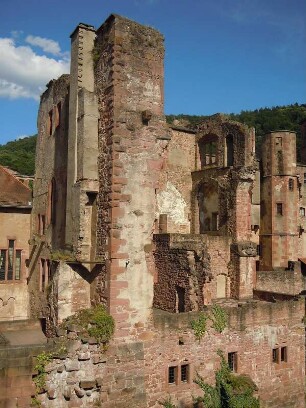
<box><xmin>157</xmin><ymin>127</ymin><xmax>196</xmax><ymax>234</ymax></box>
<box><xmin>38</xmin><ymin>298</ymin><xmax>305</xmax><ymax>408</ymax></box>
<box><xmin>29</xmin><ymin>75</ymin><xmax>70</xmax><ymax>320</ymax></box>
<box><xmin>256</xmin><ymin>262</ymin><xmax>303</xmax><ymax>295</ymax></box>
<box><xmin>153</xmin><ymin>234</ymin><xmax>231</xmax><ymax>311</ymax></box>
<box><xmin>94</xmin><ymin>14</ymin><xmax>168</xmax><ymax>337</ymax></box>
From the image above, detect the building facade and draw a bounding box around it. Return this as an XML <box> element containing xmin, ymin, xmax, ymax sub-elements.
<box><xmin>25</xmin><ymin>14</ymin><xmax>306</xmax><ymax>408</ymax></box>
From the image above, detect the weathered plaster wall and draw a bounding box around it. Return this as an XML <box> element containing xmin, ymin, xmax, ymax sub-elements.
<box><xmin>157</xmin><ymin>128</ymin><xmax>196</xmax><ymax>234</ymax></box>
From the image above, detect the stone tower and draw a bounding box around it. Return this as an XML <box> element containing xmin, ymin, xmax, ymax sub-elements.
<box><xmin>260</xmin><ymin>131</ymin><xmax>299</xmax><ymax>270</ymax></box>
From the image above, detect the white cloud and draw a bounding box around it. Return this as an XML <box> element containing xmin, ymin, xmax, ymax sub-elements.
<box><xmin>25</xmin><ymin>35</ymin><xmax>61</xmax><ymax>56</ymax></box>
<box><xmin>0</xmin><ymin>37</ymin><xmax>70</xmax><ymax>100</ymax></box>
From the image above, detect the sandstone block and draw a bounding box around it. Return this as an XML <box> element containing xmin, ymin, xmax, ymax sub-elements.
<box><xmin>74</xmin><ymin>387</ymin><xmax>85</xmax><ymax>398</ymax></box>
<box><xmin>65</xmin><ymin>361</ymin><xmax>80</xmax><ymax>372</ymax></box>
<box><xmin>79</xmin><ymin>379</ymin><xmax>96</xmax><ymax>389</ymax></box>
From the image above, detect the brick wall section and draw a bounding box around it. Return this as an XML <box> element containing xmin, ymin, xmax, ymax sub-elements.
<box><xmin>0</xmin><ymin>344</ymin><xmax>47</xmax><ymax>407</ymax></box>
<box><xmin>153</xmin><ymin>234</ymin><xmax>231</xmax><ymax>309</ymax></box>
<box><xmin>256</xmin><ymin>262</ymin><xmax>303</xmax><ymax>294</ymax></box>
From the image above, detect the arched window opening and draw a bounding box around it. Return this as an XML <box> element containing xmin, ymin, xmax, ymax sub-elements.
<box><xmin>199</xmin><ymin>136</ymin><xmax>218</xmax><ymax>168</ymax></box>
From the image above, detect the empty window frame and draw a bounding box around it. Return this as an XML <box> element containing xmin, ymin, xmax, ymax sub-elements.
<box><xmin>55</xmin><ymin>102</ymin><xmax>61</xmax><ymax>129</ymax></box>
<box><xmin>199</xmin><ymin>137</ymin><xmax>218</xmax><ymax>167</ymax></box>
<box><xmin>272</xmin><ymin>346</ymin><xmax>287</xmax><ymax>364</ymax></box>
<box><xmin>48</xmin><ymin>110</ymin><xmax>53</xmax><ymax>136</ymax></box>
<box><xmin>272</xmin><ymin>348</ymin><xmax>279</xmax><ymax>363</ymax></box>
<box><xmin>276</xmin><ymin>203</ymin><xmax>283</xmax><ymax>216</ymax></box>
<box><xmin>226</xmin><ymin>134</ymin><xmax>234</xmax><ymax>166</ymax></box>
<box><xmin>288</xmin><ymin>179</ymin><xmax>294</xmax><ymax>191</ymax></box>
<box><xmin>280</xmin><ymin>346</ymin><xmax>287</xmax><ymax>362</ymax></box>
<box><xmin>0</xmin><ymin>241</ymin><xmax>22</xmax><ymax>282</ymax></box>
<box><xmin>168</xmin><ymin>366</ymin><xmax>177</xmax><ymax>384</ymax></box>
<box><xmin>228</xmin><ymin>352</ymin><xmax>238</xmax><ymax>372</ymax></box>
<box><xmin>300</xmin><ymin>207</ymin><xmax>305</xmax><ymax>217</ymax></box>
<box><xmin>176</xmin><ymin>286</ymin><xmax>185</xmax><ymax>313</ymax></box>
<box><xmin>181</xmin><ymin>364</ymin><xmax>189</xmax><ymax>382</ymax></box>
<box><xmin>40</xmin><ymin>258</ymin><xmax>50</xmax><ymax>292</ymax></box>
<box><xmin>211</xmin><ymin>212</ymin><xmax>219</xmax><ymax>231</ymax></box>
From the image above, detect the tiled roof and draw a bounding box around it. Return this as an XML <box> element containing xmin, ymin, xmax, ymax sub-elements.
<box><xmin>0</xmin><ymin>166</ymin><xmax>32</xmax><ymax>207</ymax></box>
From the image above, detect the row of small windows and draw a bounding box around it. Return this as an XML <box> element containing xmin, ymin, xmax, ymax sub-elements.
<box><xmin>0</xmin><ymin>240</ymin><xmax>22</xmax><ymax>281</ymax></box>
<box><xmin>167</xmin><ymin>347</ymin><xmax>288</xmax><ymax>385</ymax></box>
<box><xmin>276</xmin><ymin>203</ymin><xmax>306</xmax><ymax>217</ymax></box>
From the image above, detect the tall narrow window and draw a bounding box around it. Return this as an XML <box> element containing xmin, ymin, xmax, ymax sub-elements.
<box><xmin>15</xmin><ymin>250</ymin><xmax>21</xmax><ymax>280</ymax></box>
<box><xmin>226</xmin><ymin>134</ymin><xmax>234</xmax><ymax>166</ymax></box>
<box><xmin>176</xmin><ymin>286</ymin><xmax>185</xmax><ymax>313</ymax></box>
<box><xmin>41</xmin><ymin>259</ymin><xmax>46</xmax><ymax>291</ymax></box>
<box><xmin>288</xmin><ymin>179</ymin><xmax>294</xmax><ymax>191</ymax></box>
<box><xmin>7</xmin><ymin>240</ymin><xmax>14</xmax><ymax>280</ymax></box>
<box><xmin>276</xmin><ymin>203</ymin><xmax>283</xmax><ymax>215</ymax></box>
<box><xmin>55</xmin><ymin>102</ymin><xmax>61</xmax><ymax>129</ymax></box>
<box><xmin>0</xmin><ymin>250</ymin><xmax>6</xmax><ymax>281</ymax></box>
<box><xmin>48</xmin><ymin>110</ymin><xmax>53</xmax><ymax>136</ymax></box>
<box><xmin>168</xmin><ymin>366</ymin><xmax>177</xmax><ymax>384</ymax></box>
<box><xmin>304</xmin><ymin>173</ymin><xmax>306</xmax><ymax>184</ymax></box>
<box><xmin>272</xmin><ymin>348</ymin><xmax>279</xmax><ymax>363</ymax></box>
<box><xmin>199</xmin><ymin>136</ymin><xmax>218</xmax><ymax>167</ymax></box>
<box><xmin>212</xmin><ymin>212</ymin><xmax>219</xmax><ymax>231</ymax></box>
<box><xmin>181</xmin><ymin>364</ymin><xmax>189</xmax><ymax>382</ymax></box>
<box><xmin>228</xmin><ymin>352</ymin><xmax>237</xmax><ymax>372</ymax></box>
<box><xmin>281</xmin><ymin>346</ymin><xmax>287</xmax><ymax>362</ymax></box>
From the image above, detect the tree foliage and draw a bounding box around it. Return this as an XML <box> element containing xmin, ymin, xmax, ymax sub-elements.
<box><xmin>0</xmin><ymin>135</ymin><xmax>37</xmax><ymax>175</ymax></box>
<box><xmin>194</xmin><ymin>351</ymin><xmax>259</xmax><ymax>408</ymax></box>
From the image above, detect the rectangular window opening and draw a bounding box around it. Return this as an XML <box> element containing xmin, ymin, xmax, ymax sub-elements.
<box><xmin>56</xmin><ymin>102</ymin><xmax>61</xmax><ymax>128</ymax></box>
<box><xmin>289</xmin><ymin>179</ymin><xmax>294</xmax><ymax>191</ymax></box>
<box><xmin>168</xmin><ymin>366</ymin><xmax>177</xmax><ymax>384</ymax></box>
<box><xmin>181</xmin><ymin>364</ymin><xmax>189</xmax><ymax>383</ymax></box>
<box><xmin>281</xmin><ymin>346</ymin><xmax>287</xmax><ymax>362</ymax></box>
<box><xmin>212</xmin><ymin>212</ymin><xmax>219</xmax><ymax>231</ymax></box>
<box><xmin>0</xmin><ymin>250</ymin><xmax>7</xmax><ymax>281</ymax></box>
<box><xmin>276</xmin><ymin>203</ymin><xmax>283</xmax><ymax>216</ymax></box>
<box><xmin>272</xmin><ymin>348</ymin><xmax>279</xmax><ymax>363</ymax></box>
<box><xmin>300</xmin><ymin>207</ymin><xmax>305</xmax><ymax>217</ymax></box>
<box><xmin>48</xmin><ymin>110</ymin><xmax>53</xmax><ymax>136</ymax></box>
<box><xmin>228</xmin><ymin>352</ymin><xmax>237</xmax><ymax>372</ymax></box>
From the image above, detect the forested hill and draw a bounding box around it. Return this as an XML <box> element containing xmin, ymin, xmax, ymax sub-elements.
<box><xmin>0</xmin><ymin>104</ymin><xmax>305</xmax><ymax>176</ymax></box>
<box><xmin>0</xmin><ymin>135</ymin><xmax>37</xmax><ymax>176</ymax></box>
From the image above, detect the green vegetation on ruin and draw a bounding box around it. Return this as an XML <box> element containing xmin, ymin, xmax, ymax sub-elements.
<box><xmin>61</xmin><ymin>304</ymin><xmax>115</xmax><ymax>344</ymax></box>
<box><xmin>191</xmin><ymin>305</ymin><xmax>228</xmax><ymax>340</ymax></box>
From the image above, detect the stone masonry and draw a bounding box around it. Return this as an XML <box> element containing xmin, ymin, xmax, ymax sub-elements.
<box><xmin>2</xmin><ymin>13</ymin><xmax>305</xmax><ymax>408</ymax></box>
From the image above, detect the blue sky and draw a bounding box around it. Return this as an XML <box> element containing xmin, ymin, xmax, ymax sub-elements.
<box><xmin>0</xmin><ymin>0</ymin><xmax>305</xmax><ymax>144</ymax></box>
